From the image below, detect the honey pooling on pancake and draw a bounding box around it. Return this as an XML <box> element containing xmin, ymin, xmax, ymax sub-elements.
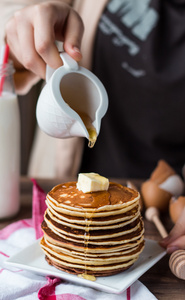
<box><xmin>40</xmin><ymin>181</ymin><xmax>145</xmax><ymax>279</ymax></box>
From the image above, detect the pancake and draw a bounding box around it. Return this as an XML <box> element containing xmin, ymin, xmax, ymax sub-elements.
<box><xmin>43</xmin><ymin>235</ymin><xmax>144</xmax><ymax>258</ymax></box>
<box><xmin>46</xmin><ymin>199</ymin><xmax>140</xmax><ymax>224</ymax></box>
<box><xmin>43</xmin><ymin>213</ymin><xmax>143</xmax><ymax>242</ymax></box>
<box><xmin>45</xmin><ymin>208</ymin><xmax>141</xmax><ymax>232</ymax></box>
<box><xmin>40</xmin><ymin>180</ymin><xmax>145</xmax><ymax>278</ymax></box>
<box><xmin>47</xmin><ymin>182</ymin><xmax>140</xmax><ymax>213</ymax></box>
<box><xmin>43</xmin><ymin>230</ymin><xmax>145</xmax><ymax>253</ymax></box>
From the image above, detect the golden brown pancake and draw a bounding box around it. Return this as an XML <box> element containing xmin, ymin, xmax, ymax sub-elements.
<box><xmin>40</xmin><ymin>181</ymin><xmax>145</xmax><ymax>278</ymax></box>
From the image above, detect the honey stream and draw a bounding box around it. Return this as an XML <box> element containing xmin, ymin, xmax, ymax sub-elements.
<box><xmin>75</xmin><ymin>110</ymin><xmax>97</xmax><ymax>148</ymax></box>
<box><xmin>78</xmin><ymin>210</ymin><xmax>96</xmax><ymax>281</ymax></box>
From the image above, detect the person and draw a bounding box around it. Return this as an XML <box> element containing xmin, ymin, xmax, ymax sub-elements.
<box><xmin>1</xmin><ymin>0</ymin><xmax>185</xmax><ymax>251</ymax></box>
<box><xmin>2</xmin><ymin>0</ymin><xmax>185</xmax><ymax>179</ymax></box>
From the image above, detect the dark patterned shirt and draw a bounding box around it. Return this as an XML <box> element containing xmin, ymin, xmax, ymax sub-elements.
<box><xmin>80</xmin><ymin>0</ymin><xmax>185</xmax><ymax>178</ymax></box>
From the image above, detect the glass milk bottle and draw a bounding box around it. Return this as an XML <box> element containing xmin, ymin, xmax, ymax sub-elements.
<box><xmin>0</xmin><ymin>61</ymin><xmax>20</xmax><ymax>219</ymax></box>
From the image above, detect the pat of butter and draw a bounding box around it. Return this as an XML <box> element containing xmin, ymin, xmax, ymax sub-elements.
<box><xmin>77</xmin><ymin>173</ymin><xmax>109</xmax><ymax>193</ymax></box>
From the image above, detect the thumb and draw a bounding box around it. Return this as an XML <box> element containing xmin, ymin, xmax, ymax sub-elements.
<box><xmin>160</xmin><ymin>207</ymin><xmax>185</xmax><ymax>251</ymax></box>
<box><xmin>166</xmin><ymin>235</ymin><xmax>185</xmax><ymax>253</ymax></box>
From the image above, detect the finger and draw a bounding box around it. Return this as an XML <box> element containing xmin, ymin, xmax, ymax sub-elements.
<box><xmin>14</xmin><ymin>9</ymin><xmax>46</xmax><ymax>78</ymax></box>
<box><xmin>33</xmin><ymin>3</ymin><xmax>64</xmax><ymax>70</ymax></box>
<box><xmin>63</xmin><ymin>9</ymin><xmax>84</xmax><ymax>62</ymax></box>
<box><xmin>160</xmin><ymin>207</ymin><xmax>185</xmax><ymax>248</ymax></box>
<box><xmin>167</xmin><ymin>235</ymin><xmax>185</xmax><ymax>253</ymax></box>
<box><xmin>160</xmin><ymin>223</ymin><xmax>185</xmax><ymax>247</ymax></box>
<box><xmin>169</xmin><ymin>208</ymin><xmax>185</xmax><ymax>239</ymax></box>
<box><xmin>34</xmin><ymin>4</ymin><xmax>84</xmax><ymax>68</ymax></box>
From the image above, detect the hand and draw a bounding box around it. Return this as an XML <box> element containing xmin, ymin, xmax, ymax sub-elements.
<box><xmin>160</xmin><ymin>207</ymin><xmax>185</xmax><ymax>253</ymax></box>
<box><xmin>5</xmin><ymin>1</ymin><xmax>84</xmax><ymax>79</ymax></box>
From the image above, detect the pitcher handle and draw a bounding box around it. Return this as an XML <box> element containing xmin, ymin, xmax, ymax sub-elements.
<box><xmin>60</xmin><ymin>52</ymin><xmax>79</xmax><ymax>70</ymax></box>
<box><xmin>46</xmin><ymin>52</ymin><xmax>79</xmax><ymax>82</ymax></box>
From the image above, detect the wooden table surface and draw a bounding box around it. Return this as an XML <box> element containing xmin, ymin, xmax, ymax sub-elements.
<box><xmin>0</xmin><ymin>176</ymin><xmax>185</xmax><ymax>300</ymax></box>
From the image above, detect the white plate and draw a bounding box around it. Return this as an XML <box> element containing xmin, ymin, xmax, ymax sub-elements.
<box><xmin>6</xmin><ymin>238</ymin><xmax>166</xmax><ymax>294</ymax></box>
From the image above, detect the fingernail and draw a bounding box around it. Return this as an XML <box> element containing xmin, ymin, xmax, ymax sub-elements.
<box><xmin>73</xmin><ymin>46</ymin><xmax>81</xmax><ymax>54</ymax></box>
<box><xmin>167</xmin><ymin>246</ymin><xmax>179</xmax><ymax>253</ymax></box>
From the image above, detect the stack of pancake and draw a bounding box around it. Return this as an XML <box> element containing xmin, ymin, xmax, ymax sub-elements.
<box><xmin>40</xmin><ymin>181</ymin><xmax>144</xmax><ymax>278</ymax></box>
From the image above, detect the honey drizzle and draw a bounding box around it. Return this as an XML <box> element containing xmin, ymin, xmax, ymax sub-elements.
<box><xmin>87</xmin><ymin>127</ymin><xmax>97</xmax><ymax>148</ymax></box>
<box><xmin>78</xmin><ymin>210</ymin><xmax>96</xmax><ymax>281</ymax></box>
<box><xmin>75</xmin><ymin>110</ymin><xmax>97</xmax><ymax>148</ymax></box>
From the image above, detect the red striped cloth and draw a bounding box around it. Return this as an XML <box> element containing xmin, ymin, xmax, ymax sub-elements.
<box><xmin>0</xmin><ymin>179</ymin><xmax>156</xmax><ymax>300</ymax></box>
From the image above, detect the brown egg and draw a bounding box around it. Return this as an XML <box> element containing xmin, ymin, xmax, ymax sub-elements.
<box><xmin>141</xmin><ymin>180</ymin><xmax>172</xmax><ymax>212</ymax></box>
<box><xmin>169</xmin><ymin>196</ymin><xmax>185</xmax><ymax>223</ymax></box>
<box><xmin>150</xmin><ymin>160</ymin><xmax>175</xmax><ymax>184</ymax></box>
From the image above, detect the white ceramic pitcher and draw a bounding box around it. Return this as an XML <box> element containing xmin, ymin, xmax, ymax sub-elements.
<box><xmin>36</xmin><ymin>52</ymin><xmax>108</xmax><ymax>140</ymax></box>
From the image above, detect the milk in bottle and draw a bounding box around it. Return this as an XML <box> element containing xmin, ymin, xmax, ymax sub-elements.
<box><xmin>0</xmin><ymin>62</ymin><xmax>20</xmax><ymax>219</ymax></box>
